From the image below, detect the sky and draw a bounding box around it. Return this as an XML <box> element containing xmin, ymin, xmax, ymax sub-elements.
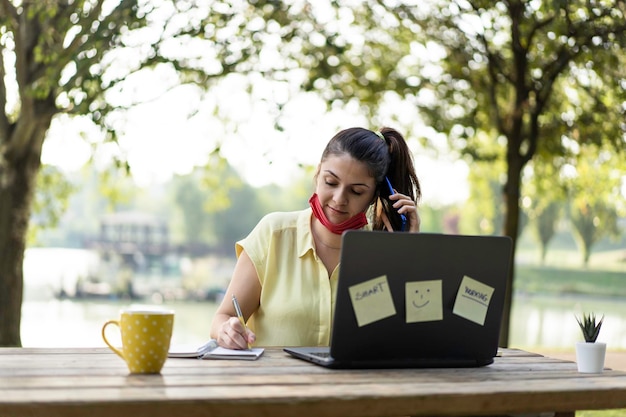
<box><xmin>41</xmin><ymin>74</ymin><xmax>470</xmax><ymax>207</ymax></box>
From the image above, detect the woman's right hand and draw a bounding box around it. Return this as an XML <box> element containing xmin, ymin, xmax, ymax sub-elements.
<box><xmin>216</xmin><ymin>316</ymin><xmax>256</xmax><ymax>350</ymax></box>
<box><xmin>210</xmin><ymin>250</ymin><xmax>261</xmax><ymax>349</ymax></box>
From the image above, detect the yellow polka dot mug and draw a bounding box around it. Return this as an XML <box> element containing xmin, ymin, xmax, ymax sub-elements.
<box><xmin>102</xmin><ymin>308</ymin><xmax>174</xmax><ymax>374</ymax></box>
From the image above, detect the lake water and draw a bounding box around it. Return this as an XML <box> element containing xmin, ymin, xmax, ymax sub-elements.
<box><xmin>509</xmin><ymin>293</ymin><xmax>626</xmax><ymax>349</ymax></box>
<box><xmin>22</xmin><ymin>299</ymin><xmax>218</xmax><ymax>347</ymax></box>
<box><xmin>21</xmin><ymin>293</ymin><xmax>626</xmax><ymax>350</ymax></box>
<box><xmin>20</xmin><ymin>248</ymin><xmax>626</xmax><ymax>350</ymax></box>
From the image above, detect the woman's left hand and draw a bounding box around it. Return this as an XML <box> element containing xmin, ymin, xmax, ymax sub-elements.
<box><xmin>388</xmin><ymin>192</ymin><xmax>420</xmax><ymax>232</ymax></box>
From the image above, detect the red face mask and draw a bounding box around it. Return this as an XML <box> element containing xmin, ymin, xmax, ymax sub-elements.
<box><xmin>309</xmin><ymin>193</ymin><xmax>368</xmax><ymax>235</ymax></box>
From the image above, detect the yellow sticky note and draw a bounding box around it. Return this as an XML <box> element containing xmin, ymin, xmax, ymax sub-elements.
<box><xmin>453</xmin><ymin>275</ymin><xmax>494</xmax><ymax>325</ymax></box>
<box><xmin>406</xmin><ymin>280</ymin><xmax>443</xmax><ymax>323</ymax></box>
<box><xmin>348</xmin><ymin>275</ymin><xmax>396</xmax><ymax>327</ymax></box>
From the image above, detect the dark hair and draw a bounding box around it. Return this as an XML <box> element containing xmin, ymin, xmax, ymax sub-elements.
<box><xmin>320</xmin><ymin>127</ymin><xmax>421</xmax><ymax>231</ymax></box>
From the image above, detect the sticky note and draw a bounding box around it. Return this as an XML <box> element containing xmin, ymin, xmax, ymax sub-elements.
<box><xmin>405</xmin><ymin>280</ymin><xmax>443</xmax><ymax>323</ymax></box>
<box><xmin>453</xmin><ymin>275</ymin><xmax>494</xmax><ymax>325</ymax></box>
<box><xmin>348</xmin><ymin>275</ymin><xmax>396</xmax><ymax>327</ymax></box>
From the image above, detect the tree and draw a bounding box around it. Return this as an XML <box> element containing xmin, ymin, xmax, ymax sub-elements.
<box><xmin>4</xmin><ymin>0</ymin><xmax>625</xmax><ymax>349</ymax></box>
<box><xmin>566</xmin><ymin>145</ymin><xmax>624</xmax><ymax>265</ymax></box>
<box><xmin>0</xmin><ymin>0</ymin><xmax>286</xmax><ymax>346</ymax></box>
<box><xmin>531</xmin><ymin>200</ymin><xmax>561</xmax><ymax>263</ymax></box>
<box><xmin>522</xmin><ymin>159</ymin><xmax>566</xmax><ymax>264</ymax></box>
<box><xmin>275</xmin><ymin>0</ymin><xmax>626</xmax><ymax>346</ymax></box>
<box><xmin>460</xmin><ymin>152</ymin><xmax>506</xmax><ymax>236</ymax></box>
<box><xmin>28</xmin><ymin>165</ymin><xmax>76</xmax><ymax>245</ymax></box>
<box><xmin>168</xmin><ymin>156</ymin><xmax>240</xmax><ymax>252</ymax></box>
<box><xmin>33</xmin><ymin>163</ymin><xmax>139</xmax><ymax>248</ymax></box>
<box><xmin>417</xmin><ymin>1</ymin><xmax>625</xmax><ymax>345</ymax></box>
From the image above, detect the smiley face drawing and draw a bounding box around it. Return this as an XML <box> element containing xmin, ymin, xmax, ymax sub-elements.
<box><xmin>412</xmin><ymin>287</ymin><xmax>431</xmax><ymax>309</ymax></box>
<box><xmin>405</xmin><ymin>280</ymin><xmax>443</xmax><ymax>323</ymax></box>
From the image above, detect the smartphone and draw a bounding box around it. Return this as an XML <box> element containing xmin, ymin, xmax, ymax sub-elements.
<box><xmin>384</xmin><ymin>177</ymin><xmax>407</xmax><ymax>231</ymax></box>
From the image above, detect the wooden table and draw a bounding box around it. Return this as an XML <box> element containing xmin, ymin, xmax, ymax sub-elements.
<box><xmin>1</xmin><ymin>347</ymin><xmax>626</xmax><ymax>417</ymax></box>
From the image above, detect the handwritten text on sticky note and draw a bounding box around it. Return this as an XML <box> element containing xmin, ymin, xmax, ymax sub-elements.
<box><xmin>452</xmin><ymin>275</ymin><xmax>494</xmax><ymax>325</ymax></box>
<box><xmin>348</xmin><ymin>275</ymin><xmax>396</xmax><ymax>327</ymax></box>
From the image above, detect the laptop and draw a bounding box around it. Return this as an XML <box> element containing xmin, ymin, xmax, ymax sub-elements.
<box><xmin>284</xmin><ymin>230</ymin><xmax>512</xmax><ymax>369</ymax></box>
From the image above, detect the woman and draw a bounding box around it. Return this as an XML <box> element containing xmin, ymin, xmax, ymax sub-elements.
<box><xmin>210</xmin><ymin>127</ymin><xmax>421</xmax><ymax>348</ymax></box>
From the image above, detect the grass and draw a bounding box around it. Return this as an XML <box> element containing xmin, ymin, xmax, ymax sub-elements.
<box><xmin>514</xmin><ymin>243</ymin><xmax>626</xmax><ymax>297</ymax></box>
<box><xmin>578</xmin><ymin>410</ymin><xmax>626</xmax><ymax>417</ymax></box>
<box><xmin>514</xmin><ymin>265</ymin><xmax>626</xmax><ymax>297</ymax></box>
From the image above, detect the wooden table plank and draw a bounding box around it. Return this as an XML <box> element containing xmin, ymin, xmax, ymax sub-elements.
<box><xmin>2</xmin><ymin>382</ymin><xmax>626</xmax><ymax>417</ymax></box>
<box><xmin>1</xmin><ymin>361</ymin><xmax>622</xmax><ymax>388</ymax></box>
<box><xmin>1</xmin><ymin>347</ymin><xmax>626</xmax><ymax>417</ymax></box>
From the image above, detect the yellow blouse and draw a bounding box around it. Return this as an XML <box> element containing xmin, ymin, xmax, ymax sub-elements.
<box><xmin>235</xmin><ymin>208</ymin><xmax>339</xmax><ymax>347</ymax></box>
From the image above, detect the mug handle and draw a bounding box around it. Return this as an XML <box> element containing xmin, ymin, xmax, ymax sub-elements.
<box><xmin>102</xmin><ymin>320</ymin><xmax>125</xmax><ymax>360</ymax></box>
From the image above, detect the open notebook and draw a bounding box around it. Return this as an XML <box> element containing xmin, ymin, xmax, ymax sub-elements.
<box><xmin>284</xmin><ymin>231</ymin><xmax>512</xmax><ymax>369</ymax></box>
<box><xmin>169</xmin><ymin>339</ymin><xmax>264</xmax><ymax>360</ymax></box>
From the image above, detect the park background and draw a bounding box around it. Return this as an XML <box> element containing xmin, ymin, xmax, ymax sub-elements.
<box><xmin>24</xmin><ymin>80</ymin><xmax>626</xmax><ymax>353</ymax></box>
<box><xmin>2</xmin><ymin>2</ymin><xmax>625</xmax><ymax>415</ymax></box>
<box><xmin>21</xmin><ymin>147</ymin><xmax>626</xmax><ymax>351</ymax></box>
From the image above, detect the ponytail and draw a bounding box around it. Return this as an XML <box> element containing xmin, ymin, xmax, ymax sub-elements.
<box><xmin>373</xmin><ymin>127</ymin><xmax>421</xmax><ymax>231</ymax></box>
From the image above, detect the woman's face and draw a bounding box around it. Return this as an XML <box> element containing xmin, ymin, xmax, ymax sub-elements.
<box><xmin>315</xmin><ymin>154</ymin><xmax>377</xmax><ymax>224</ymax></box>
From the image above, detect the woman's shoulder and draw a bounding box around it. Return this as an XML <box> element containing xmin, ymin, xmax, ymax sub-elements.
<box><xmin>238</xmin><ymin>208</ymin><xmax>310</xmax><ymax>258</ymax></box>
<box><xmin>257</xmin><ymin>208</ymin><xmax>309</xmax><ymax>231</ymax></box>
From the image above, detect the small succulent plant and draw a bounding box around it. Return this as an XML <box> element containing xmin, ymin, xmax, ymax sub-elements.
<box><xmin>576</xmin><ymin>313</ymin><xmax>604</xmax><ymax>343</ymax></box>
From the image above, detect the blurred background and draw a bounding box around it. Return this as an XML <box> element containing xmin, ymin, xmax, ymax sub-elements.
<box><xmin>2</xmin><ymin>1</ymin><xmax>624</xmax><ymax>352</ymax></box>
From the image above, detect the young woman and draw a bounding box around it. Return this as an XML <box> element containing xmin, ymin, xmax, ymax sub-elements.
<box><xmin>210</xmin><ymin>127</ymin><xmax>421</xmax><ymax>348</ymax></box>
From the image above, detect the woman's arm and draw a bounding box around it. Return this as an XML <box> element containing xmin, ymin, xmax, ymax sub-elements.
<box><xmin>210</xmin><ymin>250</ymin><xmax>262</xmax><ymax>349</ymax></box>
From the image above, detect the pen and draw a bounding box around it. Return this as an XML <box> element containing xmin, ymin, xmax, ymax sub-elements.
<box><xmin>231</xmin><ymin>294</ymin><xmax>251</xmax><ymax>349</ymax></box>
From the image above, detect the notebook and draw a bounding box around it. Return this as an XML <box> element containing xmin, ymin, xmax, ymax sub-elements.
<box><xmin>284</xmin><ymin>230</ymin><xmax>512</xmax><ymax>369</ymax></box>
<box><xmin>168</xmin><ymin>339</ymin><xmax>264</xmax><ymax>360</ymax></box>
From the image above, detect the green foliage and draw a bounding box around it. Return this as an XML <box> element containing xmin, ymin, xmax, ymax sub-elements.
<box><xmin>35</xmin><ymin>155</ymin><xmax>324</xmax><ymax>255</ymax></box>
<box><xmin>532</xmin><ymin>201</ymin><xmax>561</xmax><ymax>262</ymax></box>
<box><xmin>566</xmin><ymin>144</ymin><xmax>624</xmax><ymax>265</ymax></box>
<box><xmin>416</xmin><ymin>205</ymin><xmax>449</xmax><ymax>233</ymax></box>
<box><xmin>522</xmin><ymin>157</ymin><xmax>567</xmax><ymax>263</ymax></box>
<box><xmin>576</xmin><ymin>313</ymin><xmax>604</xmax><ymax>343</ymax></box>
<box><xmin>274</xmin><ymin>0</ymin><xmax>626</xmax><ymax>346</ymax></box>
<box><xmin>460</xmin><ymin>157</ymin><xmax>506</xmax><ymax>236</ymax></box>
<box><xmin>168</xmin><ymin>156</ymin><xmax>240</xmax><ymax>248</ymax></box>
<box><xmin>210</xmin><ymin>182</ymin><xmax>265</xmax><ymax>251</ymax></box>
<box><xmin>28</xmin><ymin>165</ymin><xmax>76</xmax><ymax>245</ymax></box>
<box><xmin>33</xmin><ymin>164</ymin><xmax>161</xmax><ymax>247</ymax></box>
<box><xmin>2</xmin><ymin>0</ymin><xmax>300</xmax><ymax>345</ymax></box>
<box><xmin>167</xmin><ymin>159</ymin><xmax>311</xmax><ymax>253</ymax></box>
<box><xmin>4</xmin><ymin>0</ymin><xmax>626</xmax><ymax>348</ymax></box>
<box><xmin>96</xmin><ymin>165</ymin><xmax>137</xmax><ymax>213</ymax></box>
<box><xmin>198</xmin><ymin>154</ymin><xmax>243</xmax><ymax>214</ymax></box>
<box><xmin>169</xmin><ymin>171</ymin><xmax>214</xmax><ymax>247</ymax></box>
<box><xmin>283</xmin><ymin>0</ymin><xmax>626</xmax><ymax>229</ymax></box>
<box><xmin>2</xmin><ymin>0</ymin><xmax>291</xmax><ymax>168</ymax></box>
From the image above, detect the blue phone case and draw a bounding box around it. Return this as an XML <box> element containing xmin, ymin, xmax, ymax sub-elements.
<box><xmin>384</xmin><ymin>177</ymin><xmax>407</xmax><ymax>231</ymax></box>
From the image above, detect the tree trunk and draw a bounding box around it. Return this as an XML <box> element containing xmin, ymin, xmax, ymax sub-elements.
<box><xmin>0</xmin><ymin>108</ymin><xmax>50</xmax><ymax>346</ymax></box>
<box><xmin>499</xmin><ymin>156</ymin><xmax>524</xmax><ymax>348</ymax></box>
<box><xmin>0</xmin><ymin>179</ymin><xmax>25</xmax><ymax>346</ymax></box>
<box><xmin>0</xmin><ymin>150</ymin><xmax>42</xmax><ymax>346</ymax></box>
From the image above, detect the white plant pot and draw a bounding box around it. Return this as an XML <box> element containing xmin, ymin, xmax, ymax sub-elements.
<box><xmin>575</xmin><ymin>341</ymin><xmax>606</xmax><ymax>373</ymax></box>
